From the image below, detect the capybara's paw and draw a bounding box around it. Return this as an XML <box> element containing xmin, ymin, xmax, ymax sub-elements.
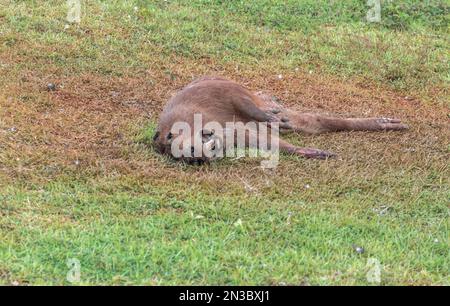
<box><xmin>271</xmin><ymin>108</ymin><xmax>281</xmax><ymax>114</ymax></box>
<box><xmin>295</xmin><ymin>148</ymin><xmax>337</xmax><ymax>160</ymax></box>
<box><xmin>376</xmin><ymin>118</ymin><xmax>408</xmax><ymax>131</ymax></box>
<box><xmin>266</xmin><ymin>113</ymin><xmax>279</xmax><ymax>122</ymax></box>
<box><xmin>265</xmin><ymin>114</ymin><xmax>291</xmax><ymax>130</ymax></box>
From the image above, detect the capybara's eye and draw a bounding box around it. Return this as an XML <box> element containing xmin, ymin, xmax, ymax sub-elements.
<box><xmin>167</xmin><ymin>132</ymin><xmax>173</xmax><ymax>140</ymax></box>
<box><xmin>152</xmin><ymin>131</ymin><xmax>160</xmax><ymax>141</ymax></box>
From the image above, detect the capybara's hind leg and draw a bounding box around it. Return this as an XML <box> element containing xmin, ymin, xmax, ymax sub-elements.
<box><xmin>284</xmin><ymin>112</ymin><xmax>408</xmax><ymax>134</ymax></box>
<box><xmin>253</xmin><ymin>91</ymin><xmax>408</xmax><ymax>134</ymax></box>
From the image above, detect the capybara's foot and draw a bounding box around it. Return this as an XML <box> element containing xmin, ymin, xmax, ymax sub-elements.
<box><xmin>375</xmin><ymin>118</ymin><xmax>408</xmax><ymax>131</ymax></box>
<box><xmin>267</xmin><ymin>113</ymin><xmax>292</xmax><ymax>130</ymax></box>
<box><xmin>295</xmin><ymin>148</ymin><xmax>337</xmax><ymax>160</ymax></box>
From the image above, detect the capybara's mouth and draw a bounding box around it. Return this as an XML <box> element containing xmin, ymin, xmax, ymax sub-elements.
<box><xmin>153</xmin><ymin>141</ymin><xmax>214</xmax><ymax>165</ymax></box>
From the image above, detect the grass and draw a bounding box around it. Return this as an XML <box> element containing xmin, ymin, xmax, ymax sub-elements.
<box><xmin>0</xmin><ymin>0</ymin><xmax>449</xmax><ymax>285</ymax></box>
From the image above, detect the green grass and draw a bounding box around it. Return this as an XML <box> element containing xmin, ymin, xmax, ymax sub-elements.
<box><xmin>0</xmin><ymin>0</ymin><xmax>449</xmax><ymax>285</ymax></box>
<box><xmin>1</xmin><ymin>177</ymin><xmax>448</xmax><ymax>285</ymax></box>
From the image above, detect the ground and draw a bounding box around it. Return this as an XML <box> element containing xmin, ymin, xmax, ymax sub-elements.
<box><xmin>0</xmin><ymin>1</ymin><xmax>449</xmax><ymax>285</ymax></box>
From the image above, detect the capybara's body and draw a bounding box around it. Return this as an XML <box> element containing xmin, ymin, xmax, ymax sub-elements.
<box><xmin>153</xmin><ymin>77</ymin><xmax>407</xmax><ymax>163</ymax></box>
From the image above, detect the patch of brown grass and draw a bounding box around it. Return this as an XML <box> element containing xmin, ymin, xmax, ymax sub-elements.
<box><xmin>0</xmin><ymin>55</ymin><xmax>449</xmax><ymax>197</ymax></box>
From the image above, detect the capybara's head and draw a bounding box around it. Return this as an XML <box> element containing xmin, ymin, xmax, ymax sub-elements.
<box><xmin>153</xmin><ymin>125</ymin><xmax>223</xmax><ymax>165</ymax></box>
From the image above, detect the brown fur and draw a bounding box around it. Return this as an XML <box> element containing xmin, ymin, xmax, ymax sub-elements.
<box><xmin>154</xmin><ymin>77</ymin><xmax>408</xmax><ymax>163</ymax></box>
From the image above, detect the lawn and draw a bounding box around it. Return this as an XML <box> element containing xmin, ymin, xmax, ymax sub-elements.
<box><xmin>0</xmin><ymin>0</ymin><xmax>449</xmax><ymax>285</ymax></box>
